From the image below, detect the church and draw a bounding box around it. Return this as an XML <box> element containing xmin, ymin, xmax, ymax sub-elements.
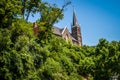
<box><xmin>33</xmin><ymin>10</ymin><xmax>82</xmax><ymax>46</ymax></box>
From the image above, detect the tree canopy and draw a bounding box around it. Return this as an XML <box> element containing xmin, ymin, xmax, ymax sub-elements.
<box><xmin>0</xmin><ymin>0</ymin><xmax>120</xmax><ymax>80</ymax></box>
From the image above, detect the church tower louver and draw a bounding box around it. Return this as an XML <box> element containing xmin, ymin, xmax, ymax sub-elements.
<box><xmin>71</xmin><ymin>9</ymin><xmax>82</xmax><ymax>46</ymax></box>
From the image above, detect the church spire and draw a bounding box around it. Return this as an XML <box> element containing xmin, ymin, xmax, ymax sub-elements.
<box><xmin>71</xmin><ymin>8</ymin><xmax>82</xmax><ymax>46</ymax></box>
<box><xmin>73</xmin><ymin>9</ymin><xmax>79</xmax><ymax>27</ymax></box>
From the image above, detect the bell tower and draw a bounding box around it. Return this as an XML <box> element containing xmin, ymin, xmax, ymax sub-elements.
<box><xmin>71</xmin><ymin>9</ymin><xmax>82</xmax><ymax>46</ymax></box>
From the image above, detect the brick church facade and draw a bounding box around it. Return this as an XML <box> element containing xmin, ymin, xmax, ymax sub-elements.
<box><xmin>33</xmin><ymin>10</ymin><xmax>82</xmax><ymax>46</ymax></box>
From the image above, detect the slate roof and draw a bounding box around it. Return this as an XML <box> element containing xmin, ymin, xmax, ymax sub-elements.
<box><xmin>53</xmin><ymin>27</ymin><xmax>77</xmax><ymax>41</ymax></box>
<box><xmin>53</xmin><ymin>27</ymin><xmax>63</xmax><ymax>36</ymax></box>
<box><xmin>71</xmin><ymin>35</ymin><xmax>77</xmax><ymax>41</ymax></box>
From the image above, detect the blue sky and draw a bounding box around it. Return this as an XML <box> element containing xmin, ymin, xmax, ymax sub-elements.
<box><xmin>29</xmin><ymin>0</ymin><xmax>120</xmax><ymax>46</ymax></box>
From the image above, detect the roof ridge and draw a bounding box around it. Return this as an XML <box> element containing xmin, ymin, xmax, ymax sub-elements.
<box><xmin>61</xmin><ymin>26</ymin><xmax>67</xmax><ymax>34</ymax></box>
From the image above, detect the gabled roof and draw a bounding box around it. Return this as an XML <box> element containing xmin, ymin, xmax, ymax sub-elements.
<box><xmin>53</xmin><ymin>27</ymin><xmax>63</xmax><ymax>36</ymax></box>
<box><xmin>61</xmin><ymin>26</ymin><xmax>67</xmax><ymax>34</ymax></box>
<box><xmin>53</xmin><ymin>26</ymin><xmax>77</xmax><ymax>41</ymax></box>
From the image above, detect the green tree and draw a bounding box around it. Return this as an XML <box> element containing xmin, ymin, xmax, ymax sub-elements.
<box><xmin>1</xmin><ymin>0</ymin><xmax>120</xmax><ymax>80</ymax></box>
<box><xmin>0</xmin><ymin>0</ymin><xmax>22</xmax><ymax>28</ymax></box>
<box><xmin>93</xmin><ymin>39</ymin><xmax>120</xmax><ymax>80</ymax></box>
<box><xmin>21</xmin><ymin>0</ymin><xmax>44</xmax><ymax>22</ymax></box>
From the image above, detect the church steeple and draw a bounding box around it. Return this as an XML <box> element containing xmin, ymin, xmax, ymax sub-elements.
<box><xmin>71</xmin><ymin>9</ymin><xmax>82</xmax><ymax>46</ymax></box>
<box><xmin>72</xmin><ymin>9</ymin><xmax>79</xmax><ymax>27</ymax></box>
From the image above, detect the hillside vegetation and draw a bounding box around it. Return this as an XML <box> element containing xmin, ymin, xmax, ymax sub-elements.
<box><xmin>0</xmin><ymin>0</ymin><xmax>120</xmax><ymax>80</ymax></box>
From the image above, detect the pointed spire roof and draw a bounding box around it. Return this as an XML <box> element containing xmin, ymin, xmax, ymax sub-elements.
<box><xmin>72</xmin><ymin>9</ymin><xmax>79</xmax><ymax>27</ymax></box>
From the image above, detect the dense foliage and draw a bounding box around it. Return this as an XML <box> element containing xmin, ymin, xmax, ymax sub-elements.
<box><xmin>0</xmin><ymin>0</ymin><xmax>120</xmax><ymax>80</ymax></box>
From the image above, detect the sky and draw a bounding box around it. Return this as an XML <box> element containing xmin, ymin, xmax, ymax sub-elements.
<box><xmin>29</xmin><ymin>0</ymin><xmax>120</xmax><ymax>46</ymax></box>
